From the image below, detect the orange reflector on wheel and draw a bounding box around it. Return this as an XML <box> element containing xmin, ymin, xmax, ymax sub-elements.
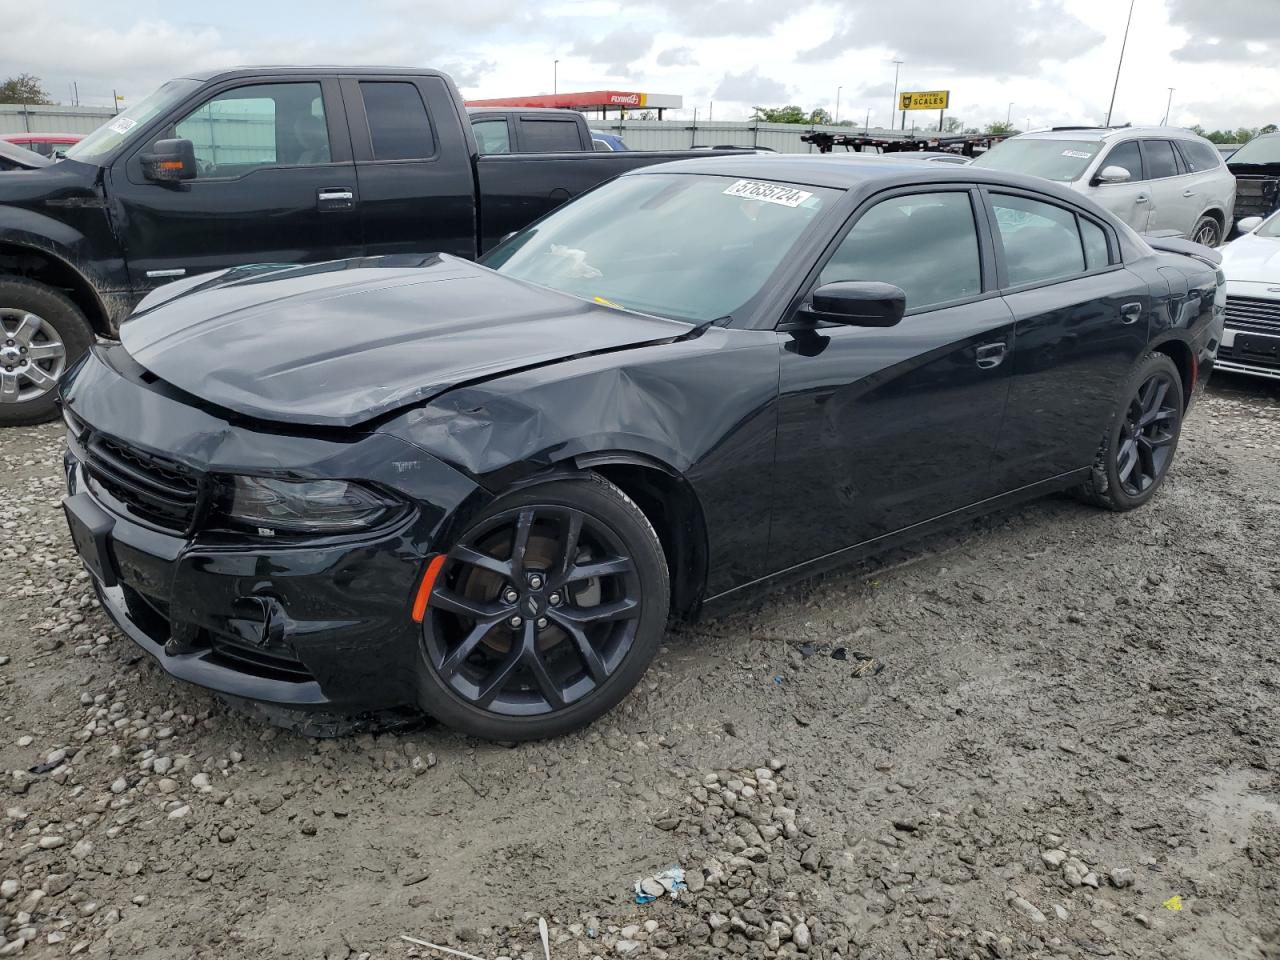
<box><xmin>411</xmin><ymin>554</ymin><xmax>447</xmax><ymax>623</ymax></box>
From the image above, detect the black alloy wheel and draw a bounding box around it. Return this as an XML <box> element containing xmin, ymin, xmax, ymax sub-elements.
<box><xmin>1115</xmin><ymin>371</ymin><xmax>1180</xmax><ymax>497</ymax></box>
<box><xmin>417</xmin><ymin>475</ymin><xmax>668</xmax><ymax>740</ymax></box>
<box><xmin>1077</xmin><ymin>351</ymin><xmax>1184</xmax><ymax>511</ymax></box>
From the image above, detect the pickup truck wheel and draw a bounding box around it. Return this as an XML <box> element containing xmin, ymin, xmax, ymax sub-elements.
<box><xmin>0</xmin><ymin>278</ymin><xmax>92</xmax><ymax>427</ymax></box>
<box><xmin>1191</xmin><ymin>215</ymin><xmax>1221</xmax><ymax>248</ymax></box>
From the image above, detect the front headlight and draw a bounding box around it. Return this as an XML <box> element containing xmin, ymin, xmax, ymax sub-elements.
<box><xmin>220</xmin><ymin>476</ymin><xmax>397</xmax><ymax>534</ymax></box>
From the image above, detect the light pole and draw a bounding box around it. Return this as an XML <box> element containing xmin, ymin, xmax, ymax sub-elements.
<box><xmin>1007</xmin><ymin>102</ymin><xmax>1013</xmax><ymax>126</ymax></box>
<box><xmin>865</xmin><ymin>108</ymin><xmax>871</xmax><ymax>135</ymax></box>
<box><xmin>553</xmin><ymin>59</ymin><xmax>559</xmax><ymax>96</ymax></box>
<box><xmin>1105</xmin><ymin>0</ymin><xmax>1137</xmax><ymax>126</ymax></box>
<box><xmin>890</xmin><ymin>60</ymin><xmax>904</xmax><ymax>131</ymax></box>
<box><xmin>1162</xmin><ymin>87</ymin><xmax>1175</xmax><ymax>125</ymax></box>
<box><xmin>835</xmin><ymin>86</ymin><xmax>842</xmax><ymax>125</ymax></box>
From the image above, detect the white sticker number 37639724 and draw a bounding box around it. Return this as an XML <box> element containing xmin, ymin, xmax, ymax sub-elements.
<box><xmin>723</xmin><ymin>180</ymin><xmax>814</xmax><ymax>208</ymax></box>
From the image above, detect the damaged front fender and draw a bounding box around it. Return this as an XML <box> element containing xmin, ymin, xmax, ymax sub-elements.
<box><xmin>380</xmin><ymin>325</ymin><xmax>783</xmax><ymax>596</ymax></box>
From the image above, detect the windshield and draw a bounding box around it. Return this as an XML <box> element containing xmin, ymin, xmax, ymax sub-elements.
<box><xmin>65</xmin><ymin>79</ymin><xmax>202</xmax><ymax>164</ymax></box>
<box><xmin>483</xmin><ymin>173</ymin><xmax>836</xmax><ymax>322</ymax></box>
<box><xmin>1228</xmin><ymin>135</ymin><xmax>1280</xmax><ymax>166</ymax></box>
<box><xmin>971</xmin><ymin>138</ymin><xmax>1102</xmax><ymax>182</ymax></box>
<box><xmin>1256</xmin><ymin>212</ymin><xmax>1280</xmax><ymax>238</ymax></box>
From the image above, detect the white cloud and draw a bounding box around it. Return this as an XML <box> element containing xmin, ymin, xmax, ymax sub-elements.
<box><xmin>0</xmin><ymin>0</ymin><xmax>1274</xmax><ymax>130</ymax></box>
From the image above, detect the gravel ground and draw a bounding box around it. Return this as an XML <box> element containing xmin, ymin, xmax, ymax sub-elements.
<box><xmin>1</xmin><ymin>372</ymin><xmax>1278</xmax><ymax>960</ymax></box>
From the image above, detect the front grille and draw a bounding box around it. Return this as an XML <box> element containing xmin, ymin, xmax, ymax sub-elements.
<box><xmin>1224</xmin><ymin>296</ymin><xmax>1280</xmax><ymax>334</ymax></box>
<box><xmin>83</xmin><ymin>433</ymin><xmax>201</xmax><ymax>533</ymax></box>
<box><xmin>1233</xmin><ymin>175</ymin><xmax>1280</xmax><ymax>220</ymax></box>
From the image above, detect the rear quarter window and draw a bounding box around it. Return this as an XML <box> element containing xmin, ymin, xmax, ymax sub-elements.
<box><xmin>517</xmin><ymin>118</ymin><xmax>583</xmax><ymax>152</ymax></box>
<box><xmin>1178</xmin><ymin>139</ymin><xmax>1223</xmax><ymax>173</ymax></box>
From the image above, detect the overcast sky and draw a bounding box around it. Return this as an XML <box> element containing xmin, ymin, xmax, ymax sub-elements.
<box><xmin>1</xmin><ymin>0</ymin><xmax>1276</xmax><ymax>130</ymax></box>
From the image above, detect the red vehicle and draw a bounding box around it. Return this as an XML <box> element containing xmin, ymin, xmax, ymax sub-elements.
<box><xmin>0</xmin><ymin>133</ymin><xmax>83</xmax><ymax>158</ymax></box>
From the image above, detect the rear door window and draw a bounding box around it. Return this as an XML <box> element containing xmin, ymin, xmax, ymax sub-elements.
<box><xmin>1143</xmin><ymin>140</ymin><xmax>1180</xmax><ymax>179</ymax></box>
<box><xmin>359</xmin><ymin>82</ymin><xmax>435</xmax><ymax>160</ymax></box>
<box><xmin>991</xmin><ymin>194</ymin><xmax>1087</xmax><ymax>287</ymax></box>
<box><xmin>517</xmin><ymin>118</ymin><xmax>582</xmax><ymax>152</ymax></box>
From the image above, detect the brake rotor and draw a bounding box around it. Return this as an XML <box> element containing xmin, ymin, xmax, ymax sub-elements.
<box><xmin>457</xmin><ymin>532</ymin><xmax>602</xmax><ymax>655</ymax></box>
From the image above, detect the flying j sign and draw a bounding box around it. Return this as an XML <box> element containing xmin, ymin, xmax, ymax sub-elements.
<box><xmin>899</xmin><ymin>90</ymin><xmax>951</xmax><ymax>111</ymax></box>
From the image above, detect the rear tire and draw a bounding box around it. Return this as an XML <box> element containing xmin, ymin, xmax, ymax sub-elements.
<box><xmin>1076</xmin><ymin>352</ymin><xmax>1184</xmax><ymax>512</ymax></box>
<box><xmin>416</xmin><ymin>473</ymin><xmax>669</xmax><ymax>741</ymax></box>
<box><xmin>1190</xmin><ymin>215</ymin><xmax>1221</xmax><ymax>248</ymax></box>
<box><xmin>0</xmin><ymin>277</ymin><xmax>94</xmax><ymax>427</ymax></box>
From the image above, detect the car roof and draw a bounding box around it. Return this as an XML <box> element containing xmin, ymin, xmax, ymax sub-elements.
<box><xmin>1015</xmin><ymin>126</ymin><xmax>1208</xmax><ymax>142</ymax></box>
<box><xmin>465</xmin><ymin>106</ymin><xmax>580</xmax><ymax>116</ymax></box>
<box><xmin>629</xmin><ymin>153</ymin><xmax>1075</xmax><ymax>193</ymax></box>
<box><xmin>179</xmin><ymin>66</ymin><xmax>452</xmax><ymax>82</ymax></box>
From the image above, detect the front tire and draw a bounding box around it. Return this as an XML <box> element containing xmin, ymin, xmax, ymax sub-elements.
<box><xmin>416</xmin><ymin>474</ymin><xmax>669</xmax><ymax>741</ymax></box>
<box><xmin>1076</xmin><ymin>352</ymin><xmax>1184</xmax><ymax>512</ymax></box>
<box><xmin>0</xmin><ymin>277</ymin><xmax>93</xmax><ymax>427</ymax></box>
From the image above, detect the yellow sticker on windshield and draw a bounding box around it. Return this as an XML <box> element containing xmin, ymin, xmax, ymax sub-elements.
<box><xmin>593</xmin><ymin>296</ymin><xmax>622</xmax><ymax>308</ymax></box>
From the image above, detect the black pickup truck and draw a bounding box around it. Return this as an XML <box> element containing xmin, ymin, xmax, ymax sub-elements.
<box><xmin>0</xmin><ymin>66</ymin><xmax>723</xmax><ymax>425</ymax></box>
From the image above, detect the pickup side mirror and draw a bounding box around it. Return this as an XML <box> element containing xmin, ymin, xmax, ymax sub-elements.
<box><xmin>801</xmin><ymin>281</ymin><xmax>906</xmax><ymax>327</ymax></box>
<box><xmin>140</xmin><ymin>139</ymin><xmax>198</xmax><ymax>183</ymax></box>
<box><xmin>1237</xmin><ymin>216</ymin><xmax>1264</xmax><ymax>233</ymax></box>
<box><xmin>1094</xmin><ymin>164</ymin><xmax>1132</xmax><ymax>185</ymax></box>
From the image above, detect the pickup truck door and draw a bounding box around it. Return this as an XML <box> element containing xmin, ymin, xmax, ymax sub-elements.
<box><xmin>341</xmin><ymin>76</ymin><xmax>477</xmax><ymax>260</ymax></box>
<box><xmin>111</xmin><ymin>76</ymin><xmax>363</xmax><ymax>298</ymax></box>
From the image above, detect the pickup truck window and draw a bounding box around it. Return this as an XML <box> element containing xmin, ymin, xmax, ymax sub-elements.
<box><xmin>173</xmin><ymin>82</ymin><xmax>330</xmax><ymax>177</ymax></box>
<box><xmin>359</xmin><ymin>82</ymin><xmax>436</xmax><ymax>161</ymax></box>
<box><xmin>518</xmin><ymin>118</ymin><xmax>582</xmax><ymax>153</ymax></box>
<box><xmin>64</xmin><ymin>79</ymin><xmax>202</xmax><ymax>164</ymax></box>
<box><xmin>472</xmin><ymin>118</ymin><xmax>511</xmax><ymax>155</ymax></box>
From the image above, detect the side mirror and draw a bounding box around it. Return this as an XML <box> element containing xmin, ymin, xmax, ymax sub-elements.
<box><xmin>1237</xmin><ymin>216</ymin><xmax>1264</xmax><ymax>233</ymax></box>
<box><xmin>801</xmin><ymin>281</ymin><xmax>906</xmax><ymax>327</ymax></box>
<box><xmin>1094</xmin><ymin>165</ymin><xmax>1131</xmax><ymax>185</ymax></box>
<box><xmin>140</xmin><ymin>138</ymin><xmax>197</xmax><ymax>182</ymax></box>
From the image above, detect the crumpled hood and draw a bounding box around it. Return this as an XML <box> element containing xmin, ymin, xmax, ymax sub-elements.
<box><xmin>1220</xmin><ymin>232</ymin><xmax>1280</xmax><ymax>285</ymax></box>
<box><xmin>119</xmin><ymin>255</ymin><xmax>693</xmax><ymax>428</ymax></box>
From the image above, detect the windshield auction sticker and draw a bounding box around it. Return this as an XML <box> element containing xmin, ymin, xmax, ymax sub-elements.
<box><xmin>107</xmin><ymin>117</ymin><xmax>137</xmax><ymax>135</ymax></box>
<box><xmin>1061</xmin><ymin>149</ymin><xmax>1093</xmax><ymax>159</ymax></box>
<box><xmin>723</xmin><ymin>180</ymin><xmax>813</xmax><ymax>207</ymax></box>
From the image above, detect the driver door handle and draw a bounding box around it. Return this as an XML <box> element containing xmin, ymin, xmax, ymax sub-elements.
<box><xmin>317</xmin><ymin>187</ymin><xmax>355</xmax><ymax>212</ymax></box>
<box><xmin>1135</xmin><ymin>195</ymin><xmax>1149</xmax><ymax>203</ymax></box>
<box><xmin>1182</xmin><ymin>189</ymin><xmax>1196</xmax><ymax>198</ymax></box>
<box><xmin>975</xmin><ymin>341</ymin><xmax>1007</xmax><ymax>370</ymax></box>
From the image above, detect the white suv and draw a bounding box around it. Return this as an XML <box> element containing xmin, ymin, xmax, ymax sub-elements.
<box><xmin>972</xmin><ymin>127</ymin><xmax>1236</xmax><ymax>246</ymax></box>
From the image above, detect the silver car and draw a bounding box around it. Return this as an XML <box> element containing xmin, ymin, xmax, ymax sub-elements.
<box><xmin>972</xmin><ymin>126</ymin><xmax>1236</xmax><ymax>246</ymax></box>
<box><xmin>1216</xmin><ymin>211</ymin><xmax>1280</xmax><ymax>380</ymax></box>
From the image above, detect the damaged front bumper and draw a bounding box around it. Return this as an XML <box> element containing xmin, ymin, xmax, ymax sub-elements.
<box><xmin>59</xmin><ymin>344</ymin><xmax>482</xmax><ymax>713</ymax></box>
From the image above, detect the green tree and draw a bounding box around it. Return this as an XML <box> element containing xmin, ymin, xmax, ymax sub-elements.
<box><xmin>751</xmin><ymin>105</ymin><xmax>808</xmax><ymax>124</ymax></box>
<box><xmin>944</xmin><ymin>117</ymin><xmax>964</xmax><ymax>133</ymax></box>
<box><xmin>985</xmin><ymin>120</ymin><xmax>1018</xmax><ymax>135</ymax></box>
<box><xmin>808</xmin><ymin>108</ymin><xmax>832</xmax><ymax>125</ymax></box>
<box><xmin>1261</xmin><ymin>123</ymin><xmax>1278</xmax><ymax>135</ymax></box>
<box><xmin>0</xmin><ymin>73</ymin><xmax>52</xmax><ymax>104</ymax></box>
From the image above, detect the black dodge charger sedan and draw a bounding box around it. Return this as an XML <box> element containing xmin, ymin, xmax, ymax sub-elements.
<box><xmin>59</xmin><ymin>156</ymin><xmax>1225</xmax><ymax>740</ymax></box>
